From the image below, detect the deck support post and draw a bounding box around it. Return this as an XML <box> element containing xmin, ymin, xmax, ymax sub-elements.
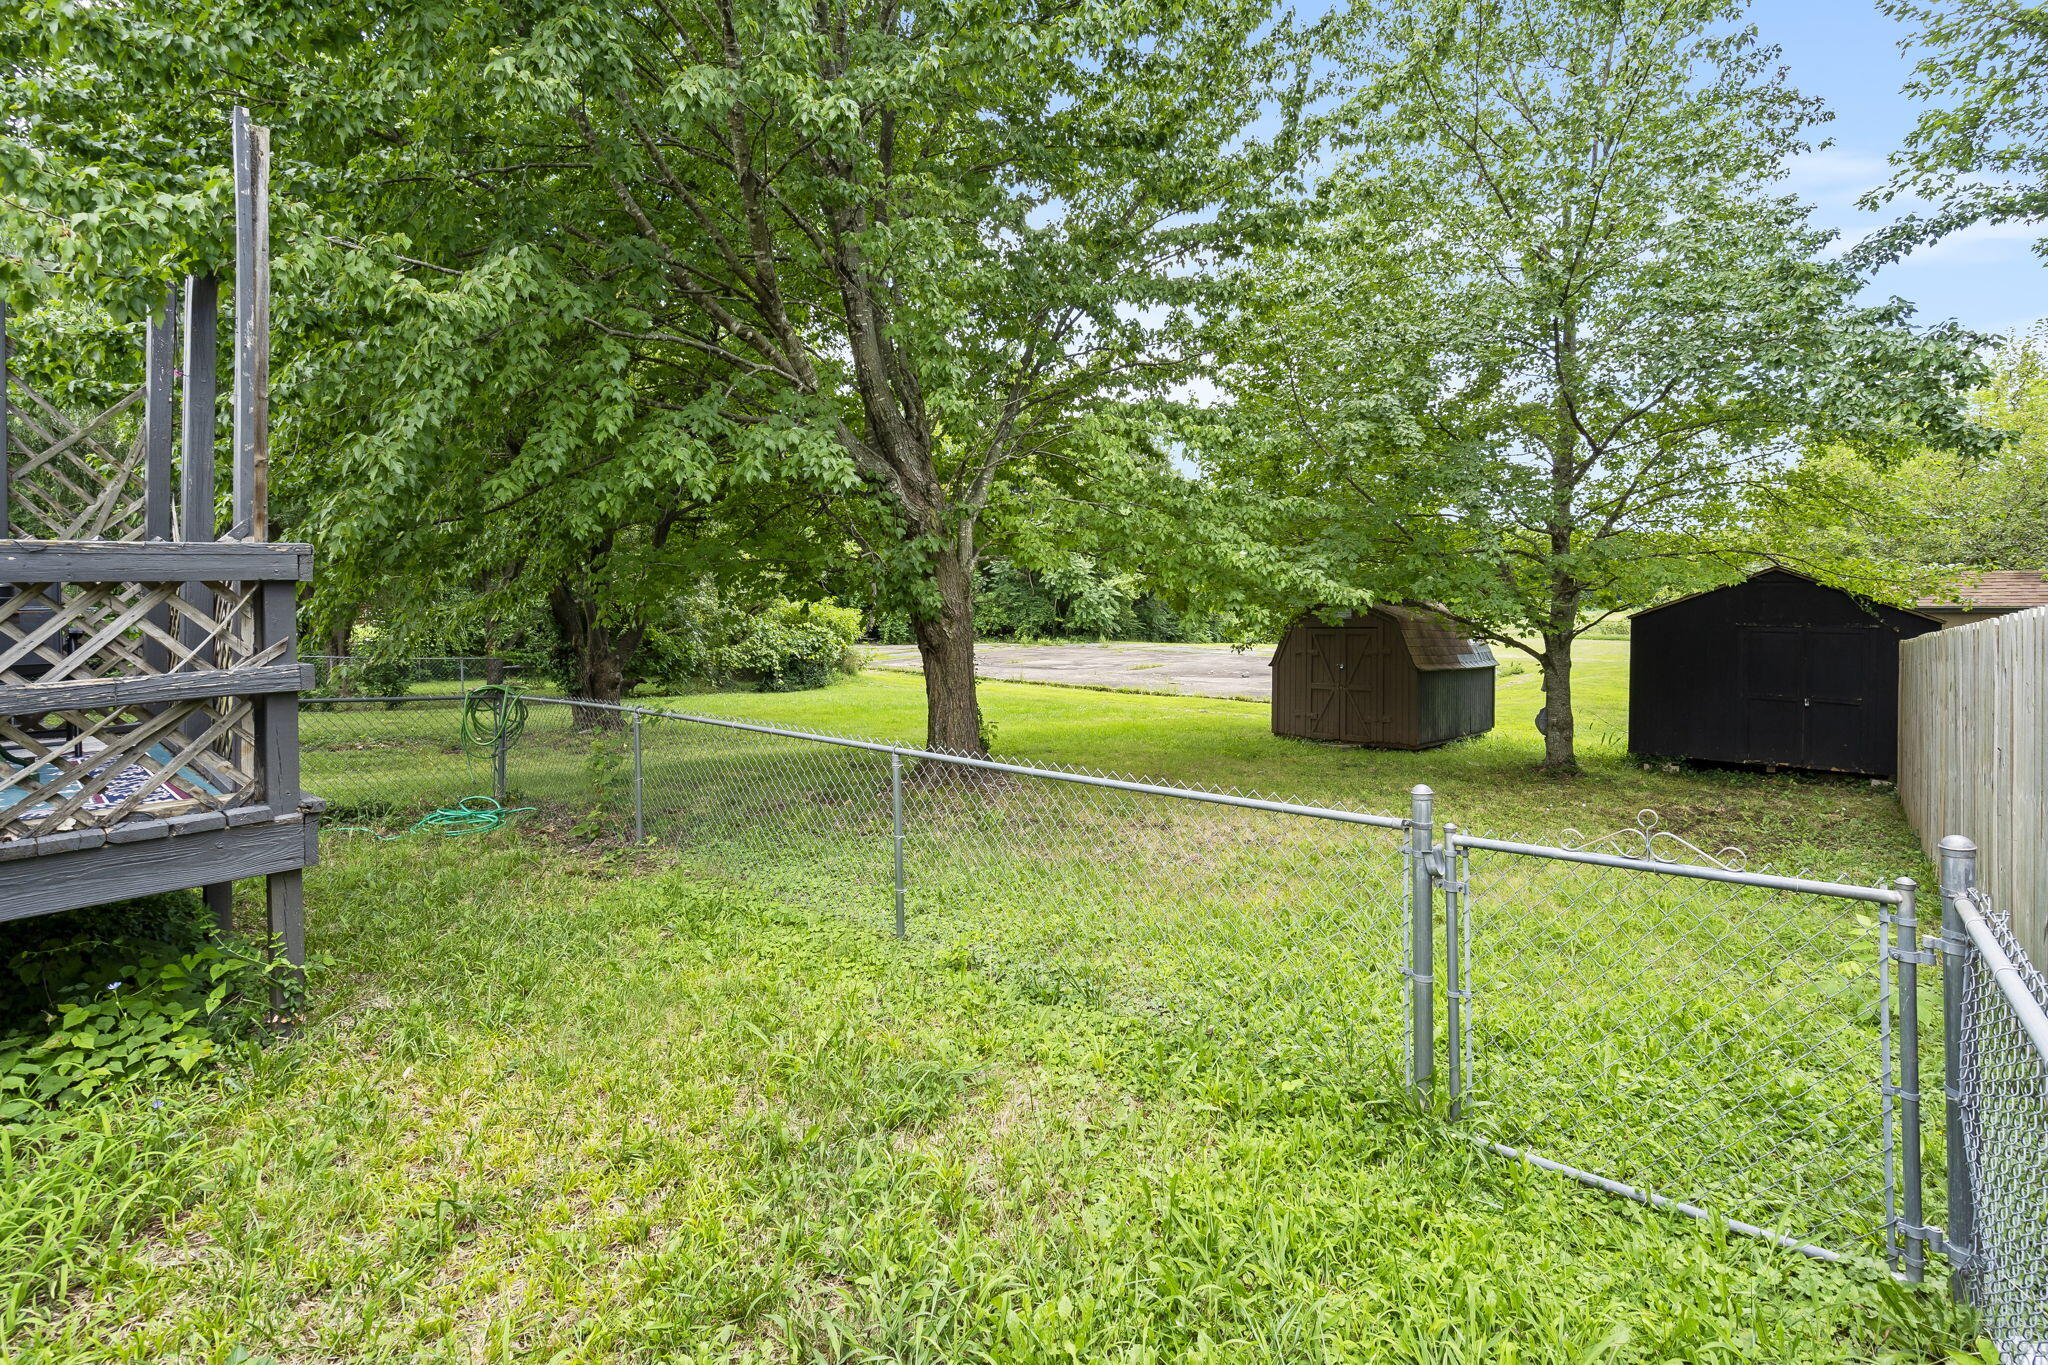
<box><xmin>142</xmin><ymin>289</ymin><xmax>179</xmax><ymax>675</ymax></box>
<box><xmin>1</xmin><ymin>299</ymin><xmax>10</xmax><ymax>535</ymax></box>
<box><xmin>230</xmin><ymin>109</ymin><xmax>269</xmax><ymax>542</ymax></box>
<box><xmin>266</xmin><ymin>868</ymin><xmax>305</xmax><ymax>1006</ymax></box>
<box><xmin>205</xmin><ymin>881</ymin><xmax>235</xmax><ymax>935</ymax></box>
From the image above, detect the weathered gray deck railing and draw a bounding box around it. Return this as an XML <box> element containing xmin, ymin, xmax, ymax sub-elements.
<box><xmin>0</xmin><ymin>540</ymin><xmax>314</xmax><ymax>931</ymax></box>
<box><xmin>0</xmin><ymin>109</ymin><xmax>312</xmax><ymax>967</ymax></box>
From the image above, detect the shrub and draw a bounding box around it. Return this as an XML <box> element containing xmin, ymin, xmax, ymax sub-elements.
<box><xmin>0</xmin><ymin>894</ymin><xmax>300</xmax><ymax>1120</ymax></box>
<box><xmin>646</xmin><ymin>591</ymin><xmax>862</xmax><ymax>692</ymax></box>
<box><xmin>725</xmin><ymin>600</ymin><xmax>862</xmax><ymax>691</ymax></box>
<box><xmin>310</xmin><ymin>656</ymin><xmax>418</xmax><ymax>708</ymax></box>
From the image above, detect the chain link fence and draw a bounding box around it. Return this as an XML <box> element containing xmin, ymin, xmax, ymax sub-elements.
<box><xmin>301</xmin><ymin>694</ymin><xmax>1422</xmax><ymax>1092</ymax></box>
<box><xmin>1943</xmin><ymin>850</ymin><xmax>2048</xmax><ymax>1364</ymax></box>
<box><xmin>303</xmin><ymin>655</ymin><xmax>523</xmax><ymax>696</ymax></box>
<box><xmin>295</xmin><ymin>691</ymin><xmax>2048</xmax><ymax>1347</ymax></box>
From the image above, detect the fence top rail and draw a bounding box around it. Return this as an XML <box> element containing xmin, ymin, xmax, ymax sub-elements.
<box><xmin>499</xmin><ymin>693</ymin><xmax>1412</xmax><ymax>831</ymax></box>
<box><xmin>1448</xmin><ymin>830</ymin><xmax>1905</xmax><ymax>904</ymax></box>
<box><xmin>1953</xmin><ymin>889</ymin><xmax>2048</xmax><ymax>1065</ymax></box>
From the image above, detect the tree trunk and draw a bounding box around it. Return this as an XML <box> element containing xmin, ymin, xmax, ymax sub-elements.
<box><xmin>910</xmin><ymin>540</ymin><xmax>985</xmax><ymax>756</ymax></box>
<box><xmin>1539</xmin><ymin>630</ymin><xmax>1578</xmax><ymax>773</ymax></box>
<box><xmin>547</xmin><ymin>583</ymin><xmax>635</xmax><ymax>728</ymax></box>
<box><xmin>323</xmin><ymin>619</ymin><xmax>354</xmax><ymax>696</ymax></box>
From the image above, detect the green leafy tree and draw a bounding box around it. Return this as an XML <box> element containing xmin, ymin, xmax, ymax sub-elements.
<box><xmin>1206</xmin><ymin>0</ymin><xmax>1995</xmax><ymax>772</ymax></box>
<box><xmin>0</xmin><ymin>5</ymin><xmax>264</xmax><ymax>319</ymax></box>
<box><xmin>1766</xmin><ymin>331</ymin><xmax>2048</xmax><ymax>573</ymax></box>
<box><xmin>1861</xmin><ymin>0</ymin><xmax>2048</xmax><ymax>265</ymax></box>
<box><xmin>19</xmin><ymin>0</ymin><xmax>1314</xmax><ymax>756</ymax></box>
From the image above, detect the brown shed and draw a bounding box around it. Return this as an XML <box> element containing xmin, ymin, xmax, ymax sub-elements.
<box><xmin>1269</xmin><ymin>607</ymin><xmax>1497</xmax><ymax>748</ymax></box>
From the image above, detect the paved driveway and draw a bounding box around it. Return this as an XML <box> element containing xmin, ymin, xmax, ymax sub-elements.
<box><xmin>865</xmin><ymin>642</ymin><xmax>1274</xmax><ymax>700</ymax></box>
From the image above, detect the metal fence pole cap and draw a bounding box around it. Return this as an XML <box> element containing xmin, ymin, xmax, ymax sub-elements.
<box><xmin>1940</xmin><ymin>835</ymin><xmax>1978</xmax><ymax>854</ymax></box>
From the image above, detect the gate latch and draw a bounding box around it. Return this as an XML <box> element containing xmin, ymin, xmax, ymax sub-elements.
<box><xmin>1885</xmin><ymin>942</ymin><xmax>1937</xmax><ymax>968</ymax></box>
<box><xmin>1897</xmin><ymin>1221</ymin><xmax>1970</xmax><ymax>1268</ymax></box>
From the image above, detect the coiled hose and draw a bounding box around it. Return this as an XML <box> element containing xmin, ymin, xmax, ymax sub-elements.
<box><xmin>334</xmin><ymin>796</ymin><xmax>535</xmax><ymax>841</ymax></box>
<box><xmin>461</xmin><ymin>684</ymin><xmax>528</xmax><ymax>753</ymax></box>
<box><xmin>333</xmin><ymin>687</ymin><xmax>536</xmax><ymax>840</ymax></box>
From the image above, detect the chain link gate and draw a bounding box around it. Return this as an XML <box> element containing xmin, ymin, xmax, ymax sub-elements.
<box><xmin>1423</xmin><ymin>814</ymin><xmax>1930</xmax><ymax>1270</ymax></box>
<box><xmin>1410</xmin><ymin>811</ymin><xmax>2048</xmax><ymax>1356</ymax></box>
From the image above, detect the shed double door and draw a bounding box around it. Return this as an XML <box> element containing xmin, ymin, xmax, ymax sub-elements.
<box><xmin>1304</xmin><ymin>623</ymin><xmax>1400</xmax><ymax>744</ymax></box>
<box><xmin>1737</xmin><ymin>626</ymin><xmax>1878</xmax><ymax>772</ymax></box>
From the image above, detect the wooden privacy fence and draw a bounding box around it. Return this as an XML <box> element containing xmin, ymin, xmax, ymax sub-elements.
<box><xmin>1899</xmin><ymin>605</ymin><xmax>2048</xmax><ymax>965</ymax></box>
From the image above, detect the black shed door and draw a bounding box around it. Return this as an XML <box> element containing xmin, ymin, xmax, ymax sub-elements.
<box><xmin>1736</xmin><ymin>625</ymin><xmax>1879</xmax><ymax>770</ymax></box>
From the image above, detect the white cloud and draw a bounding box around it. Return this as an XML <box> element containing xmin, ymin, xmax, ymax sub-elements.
<box><xmin>1890</xmin><ymin>218</ymin><xmax>2046</xmax><ymax>267</ymax></box>
<box><xmin>1782</xmin><ymin>147</ymin><xmax>1891</xmax><ymax>202</ymax></box>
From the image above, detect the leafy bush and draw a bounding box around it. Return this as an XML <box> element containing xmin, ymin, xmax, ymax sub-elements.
<box><xmin>725</xmin><ymin>600</ymin><xmax>862</xmax><ymax>690</ymax></box>
<box><xmin>646</xmin><ymin>589</ymin><xmax>862</xmax><ymax>692</ymax></box>
<box><xmin>576</xmin><ymin>730</ymin><xmax>631</xmax><ymax>836</ymax></box>
<box><xmin>0</xmin><ymin>895</ymin><xmax>300</xmax><ymax>1120</ymax></box>
<box><xmin>871</xmin><ymin>556</ymin><xmax>1239</xmax><ymax>644</ymax></box>
<box><xmin>310</xmin><ymin>655</ymin><xmax>418</xmax><ymax>708</ymax></box>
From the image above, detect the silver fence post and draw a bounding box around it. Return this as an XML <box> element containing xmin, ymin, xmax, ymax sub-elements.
<box><xmin>1408</xmin><ymin>784</ymin><xmax>1436</xmax><ymax>1093</ymax></box>
<box><xmin>890</xmin><ymin>752</ymin><xmax>907</xmax><ymax>939</ymax></box>
<box><xmin>631</xmin><ymin>714</ymin><xmax>645</xmax><ymax>842</ymax></box>
<box><xmin>1894</xmin><ymin>876</ymin><xmax>1927</xmax><ymax>1283</ymax></box>
<box><xmin>1939</xmin><ymin>835</ymin><xmax>1979</xmax><ymax>1296</ymax></box>
<box><xmin>1443</xmin><ymin>822</ymin><xmax>1465</xmax><ymax>1118</ymax></box>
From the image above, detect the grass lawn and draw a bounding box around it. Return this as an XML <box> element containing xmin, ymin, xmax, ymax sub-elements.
<box><xmin>6</xmin><ymin>645</ymin><xmax>1982</xmax><ymax>1362</ymax></box>
<box><xmin>7</xmin><ymin>837</ymin><xmax>1975</xmax><ymax>1363</ymax></box>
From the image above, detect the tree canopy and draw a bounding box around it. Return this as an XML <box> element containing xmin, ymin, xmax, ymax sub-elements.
<box><xmin>1202</xmin><ymin>0</ymin><xmax>1997</xmax><ymax>770</ymax></box>
<box><xmin>1862</xmin><ymin>0</ymin><xmax>2048</xmax><ymax>266</ymax></box>
<box><xmin>9</xmin><ymin>0</ymin><xmax>1320</xmax><ymax>747</ymax></box>
<box><xmin>2</xmin><ymin>0</ymin><xmax>2025</xmax><ymax>773</ymax></box>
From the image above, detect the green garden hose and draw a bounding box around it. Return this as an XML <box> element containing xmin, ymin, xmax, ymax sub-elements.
<box><xmin>333</xmin><ymin>796</ymin><xmax>536</xmax><ymax>841</ymax></box>
<box><xmin>461</xmin><ymin>684</ymin><xmax>528</xmax><ymax>753</ymax></box>
<box><xmin>334</xmin><ymin>687</ymin><xmax>537</xmax><ymax>840</ymax></box>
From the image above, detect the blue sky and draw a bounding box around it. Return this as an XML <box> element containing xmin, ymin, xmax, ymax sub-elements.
<box><xmin>1756</xmin><ymin>1</ymin><xmax>2047</xmax><ymax>337</ymax></box>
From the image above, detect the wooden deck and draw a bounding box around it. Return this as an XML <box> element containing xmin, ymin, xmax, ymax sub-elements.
<box><xmin>0</xmin><ymin>110</ymin><xmax>313</xmax><ymax>968</ymax></box>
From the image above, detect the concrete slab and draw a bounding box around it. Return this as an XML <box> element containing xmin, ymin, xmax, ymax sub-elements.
<box><xmin>865</xmin><ymin>642</ymin><xmax>1274</xmax><ymax>700</ymax></box>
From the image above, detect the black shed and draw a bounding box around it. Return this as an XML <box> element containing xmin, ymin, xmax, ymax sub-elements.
<box><xmin>1270</xmin><ymin>607</ymin><xmax>1496</xmax><ymax>749</ymax></box>
<box><xmin>1629</xmin><ymin>568</ymin><xmax>1942</xmax><ymax>777</ymax></box>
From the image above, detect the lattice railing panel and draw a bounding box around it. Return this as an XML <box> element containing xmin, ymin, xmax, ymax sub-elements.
<box><xmin>4</xmin><ymin>376</ymin><xmax>150</xmax><ymax>542</ymax></box>
<box><xmin>0</xmin><ymin>581</ymin><xmax>277</xmax><ymax>685</ymax></box>
<box><xmin>0</xmin><ymin>696</ymin><xmax>258</xmax><ymax>836</ymax></box>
